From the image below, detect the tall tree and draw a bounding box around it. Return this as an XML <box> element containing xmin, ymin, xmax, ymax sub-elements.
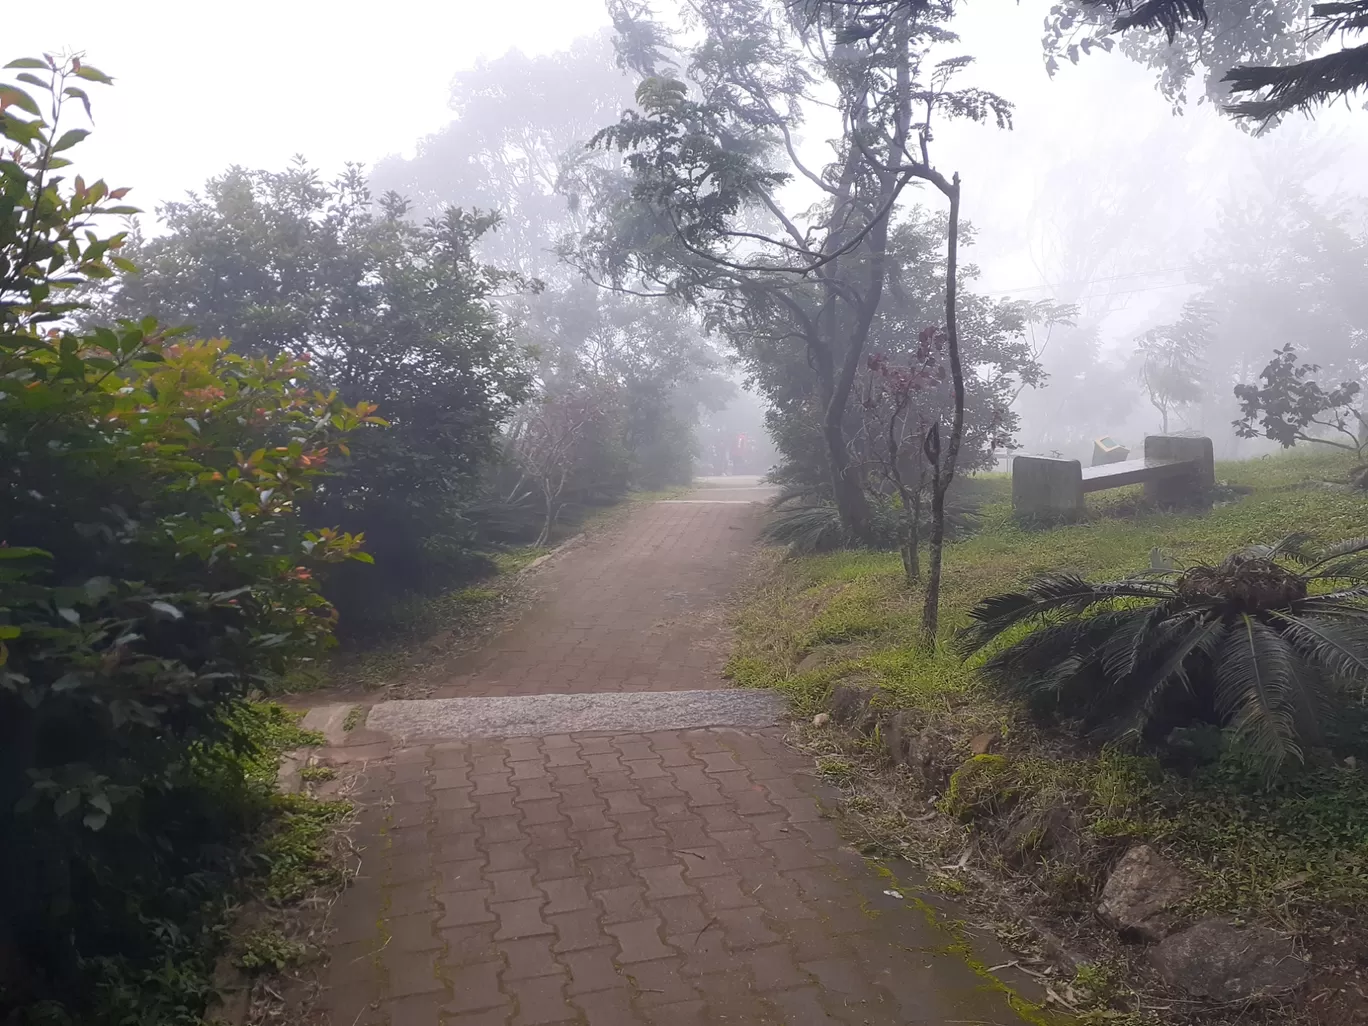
<box><xmin>577</xmin><ymin>0</ymin><xmax>1008</xmax><ymax>581</ymax></box>
<box><xmin>370</xmin><ymin>31</ymin><xmax>635</xmax><ymax>279</ymax></box>
<box><xmin>98</xmin><ymin>163</ymin><xmax>531</xmax><ymax>627</ymax></box>
<box><xmin>1133</xmin><ymin>298</ymin><xmax>1212</xmax><ymax>433</ymax></box>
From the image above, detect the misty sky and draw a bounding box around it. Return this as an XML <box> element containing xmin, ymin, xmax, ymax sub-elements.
<box><xmin>10</xmin><ymin>0</ymin><xmax>1366</xmax><ymax>338</ymax></box>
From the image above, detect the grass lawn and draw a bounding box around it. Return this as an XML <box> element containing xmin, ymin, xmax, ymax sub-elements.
<box><xmin>728</xmin><ymin>448</ymin><xmax>1368</xmax><ymax>1024</ymax></box>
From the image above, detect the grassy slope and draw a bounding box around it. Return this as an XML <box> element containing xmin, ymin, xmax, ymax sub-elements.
<box><xmin>728</xmin><ymin>448</ymin><xmax>1368</xmax><ymax>1021</ymax></box>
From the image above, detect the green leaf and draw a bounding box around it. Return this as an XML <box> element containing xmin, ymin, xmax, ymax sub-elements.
<box><xmin>0</xmin><ymin>85</ymin><xmax>40</xmax><ymax>117</ymax></box>
<box><xmin>0</xmin><ymin>626</ymin><xmax>19</xmax><ymax>639</ymax></box>
<box><xmin>72</xmin><ymin>65</ymin><xmax>113</xmax><ymax>84</ymax></box>
<box><xmin>52</xmin><ymin>673</ymin><xmax>83</xmax><ymax>692</ymax></box>
<box><xmin>16</xmin><ymin>73</ymin><xmax>48</xmax><ymax>90</ymax></box>
<box><xmin>54</xmin><ymin>790</ymin><xmax>79</xmax><ymax>817</ymax></box>
<box><xmin>83</xmin><ymin>810</ymin><xmax>108</xmax><ymax>831</ymax></box>
<box><xmin>89</xmin><ymin>793</ymin><xmax>112</xmax><ymax>815</ymax></box>
<box><xmin>62</xmin><ymin>86</ymin><xmax>91</xmax><ymax>120</ymax></box>
<box><xmin>4</xmin><ymin>58</ymin><xmax>49</xmax><ymax>70</ymax></box>
<box><xmin>150</xmin><ymin>600</ymin><xmax>183</xmax><ymax>620</ymax></box>
<box><xmin>57</xmin><ymin>607</ymin><xmax>80</xmax><ymax>624</ymax></box>
<box><xmin>0</xmin><ymin>546</ymin><xmax>51</xmax><ymax>559</ymax></box>
<box><xmin>51</xmin><ymin>128</ymin><xmax>89</xmax><ymax>152</ymax></box>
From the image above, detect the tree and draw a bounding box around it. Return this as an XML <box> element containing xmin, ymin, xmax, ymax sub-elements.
<box><xmin>510</xmin><ymin>282</ymin><xmax>729</xmax><ymax>490</ymax></box>
<box><xmin>1133</xmin><ymin>298</ymin><xmax>1211</xmax><ymax>434</ymax></box>
<box><xmin>810</xmin><ymin>0</ymin><xmax>1366</xmax><ymax>121</ymax></box>
<box><xmin>844</xmin><ymin>213</ymin><xmax>1038</xmax><ymax>580</ymax></box>
<box><xmin>0</xmin><ymin>56</ymin><xmax>373</xmax><ymax>1021</ymax></box>
<box><xmin>1044</xmin><ymin>0</ymin><xmax>1366</xmax><ymax>120</ymax></box>
<box><xmin>1233</xmin><ymin>343</ymin><xmax>1366</xmax><ymax>457</ymax></box>
<box><xmin>578</xmin><ymin>0</ymin><xmax>1010</xmax><ymax>636</ymax></box>
<box><xmin>373</xmin><ymin>32</ymin><xmax>722</xmax><ymax>494</ymax></box>
<box><xmin>371</xmin><ymin>30</ymin><xmax>635</xmax><ymax>279</ymax></box>
<box><xmin>506</xmin><ymin>379</ymin><xmax>622</xmax><ymax>544</ymax></box>
<box><xmin>100</xmin><ymin>162</ymin><xmax>531</xmax><ymax>629</ymax></box>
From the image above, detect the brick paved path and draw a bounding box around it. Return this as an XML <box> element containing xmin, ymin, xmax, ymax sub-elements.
<box><xmin>316</xmin><ymin>485</ymin><xmax>1037</xmax><ymax>1026</ymax></box>
<box><xmin>431</xmin><ymin>493</ymin><xmax>768</xmax><ymax>698</ymax></box>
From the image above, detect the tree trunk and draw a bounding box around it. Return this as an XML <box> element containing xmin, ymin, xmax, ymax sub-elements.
<box><xmin>900</xmin><ymin>488</ymin><xmax>921</xmax><ymax>583</ymax></box>
<box><xmin>827</xmin><ymin>420</ymin><xmax>873</xmax><ymax>542</ymax></box>
<box><xmin>921</xmin><ymin>174</ymin><xmax>964</xmax><ymax>642</ymax></box>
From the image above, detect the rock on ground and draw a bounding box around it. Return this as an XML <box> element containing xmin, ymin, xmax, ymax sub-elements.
<box><xmin>1098</xmin><ymin>844</ymin><xmax>1192</xmax><ymax>942</ymax></box>
<box><xmin>1151</xmin><ymin>918</ymin><xmax>1309</xmax><ymax>1001</ymax></box>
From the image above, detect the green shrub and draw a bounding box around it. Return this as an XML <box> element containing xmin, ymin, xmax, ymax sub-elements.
<box><xmin>957</xmin><ymin>535</ymin><xmax>1368</xmax><ymax>774</ymax></box>
<box><xmin>99</xmin><ymin>160</ymin><xmax>533</xmax><ymax>635</ymax></box>
<box><xmin>0</xmin><ymin>57</ymin><xmax>372</xmax><ymax>1023</ymax></box>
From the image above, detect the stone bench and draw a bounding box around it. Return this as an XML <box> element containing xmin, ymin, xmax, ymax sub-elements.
<box><xmin>1012</xmin><ymin>435</ymin><xmax>1215</xmax><ymax>518</ymax></box>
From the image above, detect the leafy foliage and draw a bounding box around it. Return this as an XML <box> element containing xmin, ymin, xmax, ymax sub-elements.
<box><xmin>1233</xmin><ymin>343</ymin><xmax>1366</xmax><ymax>457</ymax></box>
<box><xmin>0</xmin><ymin>57</ymin><xmax>369</xmax><ymax>1023</ymax></box>
<box><xmin>1132</xmin><ymin>297</ymin><xmax>1211</xmax><ymax>434</ymax></box>
<box><xmin>100</xmin><ymin>162</ymin><xmax>531</xmax><ymax>633</ymax></box>
<box><xmin>958</xmin><ymin>536</ymin><xmax>1368</xmax><ymax>774</ymax></box>
<box><xmin>578</xmin><ymin>0</ymin><xmax>1012</xmax><ymax>544</ymax></box>
<box><xmin>761</xmin><ymin>483</ymin><xmax>980</xmax><ymax>556</ymax></box>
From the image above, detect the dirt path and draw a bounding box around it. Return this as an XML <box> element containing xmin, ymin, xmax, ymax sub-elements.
<box><xmin>308</xmin><ymin>482</ymin><xmax>1040</xmax><ymax>1025</ymax></box>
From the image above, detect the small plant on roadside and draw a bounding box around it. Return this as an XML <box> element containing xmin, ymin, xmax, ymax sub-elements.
<box><xmin>233</xmin><ymin>930</ymin><xmax>310</xmax><ymax>975</ymax></box>
<box><xmin>299</xmin><ymin>765</ymin><xmax>337</xmax><ymax>783</ymax></box>
<box><xmin>342</xmin><ymin>707</ymin><xmax>365</xmax><ymax>732</ymax></box>
<box><xmin>957</xmin><ymin>535</ymin><xmax>1368</xmax><ymax>774</ymax></box>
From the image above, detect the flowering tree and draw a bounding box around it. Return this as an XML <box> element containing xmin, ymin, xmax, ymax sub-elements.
<box><xmin>506</xmin><ymin>382</ymin><xmax>620</xmax><ymax>545</ymax></box>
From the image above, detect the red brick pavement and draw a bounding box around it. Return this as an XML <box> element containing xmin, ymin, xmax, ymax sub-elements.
<box><xmin>431</xmin><ymin>501</ymin><xmax>762</xmax><ymax>698</ymax></box>
<box><xmin>320</xmin><ymin>729</ymin><xmax>1031</xmax><ymax>1026</ymax></box>
<box><xmin>316</xmin><ymin>492</ymin><xmax>1038</xmax><ymax>1024</ymax></box>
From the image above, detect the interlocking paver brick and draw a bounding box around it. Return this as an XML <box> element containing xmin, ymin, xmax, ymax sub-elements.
<box><xmin>443</xmin><ymin>961</ymin><xmax>508</xmax><ymax>1013</ymax></box>
<box><xmin>605</xmin><ymin>917</ymin><xmax>674</xmax><ymax>963</ymax></box>
<box><xmin>508</xmin><ymin>975</ymin><xmax>577</xmax><ymax>1024</ymax></box>
<box><xmin>492</xmin><ymin>896</ymin><xmax>553</xmax><ymax>940</ymax></box>
<box><xmin>437</xmin><ymin>889</ymin><xmax>495</xmax><ymax>927</ymax></box>
<box><xmin>316</xmin><ymin>492</ymin><xmax>1039</xmax><ymax>1026</ymax></box>
<box><xmin>539</xmin><ymin>876</ymin><xmax>593</xmax><ymax>913</ymax></box>
<box><xmin>563</xmin><ymin>945</ymin><xmax>629</xmax><ymax>994</ymax></box>
<box><xmin>548</xmin><ymin>908</ymin><xmax>610</xmax><ymax>953</ymax></box>
<box><xmin>500</xmin><ymin>936</ymin><xmax>562</xmax><ymax>980</ymax></box>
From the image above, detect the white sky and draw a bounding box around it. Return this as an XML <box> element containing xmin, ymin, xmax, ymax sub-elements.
<box><xmin>6</xmin><ymin>0</ymin><xmax>611</xmax><ymax>212</ymax></box>
<box><xmin>8</xmin><ymin>0</ymin><xmax>1365</xmax><ymax>331</ymax></box>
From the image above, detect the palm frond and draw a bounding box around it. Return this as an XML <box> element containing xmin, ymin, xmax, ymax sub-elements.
<box><xmin>1271</xmin><ymin>610</ymin><xmax>1368</xmax><ymax>685</ymax></box>
<box><xmin>957</xmin><ymin>572</ymin><xmax>1175</xmax><ymax>656</ymax></box>
<box><xmin>978</xmin><ymin>610</ymin><xmax>1138</xmax><ymax>702</ymax></box>
<box><xmin>759</xmin><ymin>502</ymin><xmax>848</xmax><ymax>555</ymax></box>
<box><xmin>1302</xmin><ymin>535</ymin><xmax>1368</xmax><ymax>571</ymax></box>
<box><xmin>1248</xmin><ymin>532</ymin><xmax>1317</xmax><ymax>563</ymax></box>
<box><xmin>1215</xmin><ymin>616</ymin><xmax>1305</xmax><ymax>774</ymax></box>
<box><xmin>1097</xmin><ymin>598</ymin><xmax>1185</xmax><ymax>682</ymax></box>
<box><xmin>1297</xmin><ymin>592</ymin><xmax>1368</xmax><ymax>615</ymax></box>
<box><xmin>1105</xmin><ymin>615</ymin><xmax>1227</xmax><ymax>742</ymax></box>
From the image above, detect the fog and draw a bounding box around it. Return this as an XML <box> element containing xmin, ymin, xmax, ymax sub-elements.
<box><xmin>16</xmin><ymin>0</ymin><xmax>1368</xmax><ymax>471</ymax></box>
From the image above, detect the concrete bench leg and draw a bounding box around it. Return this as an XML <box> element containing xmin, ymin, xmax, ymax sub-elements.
<box><xmin>1144</xmin><ymin>436</ymin><xmax>1215</xmax><ymax>506</ymax></box>
<box><xmin>1012</xmin><ymin>456</ymin><xmax>1084</xmax><ymax>519</ymax></box>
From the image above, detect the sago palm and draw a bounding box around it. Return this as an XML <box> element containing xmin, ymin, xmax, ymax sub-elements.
<box><xmin>956</xmin><ymin>536</ymin><xmax>1368</xmax><ymax>773</ymax></box>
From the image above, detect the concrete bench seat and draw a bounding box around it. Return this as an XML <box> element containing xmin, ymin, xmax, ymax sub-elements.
<box><xmin>1081</xmin><ymin>457</ymin><xmax>1189</xmax><ymax>491</ymax></box>
<box><xmin>1014</xmin><ymin>436</ymin><xmax>1214</xmax><ymax>518</ymax></box>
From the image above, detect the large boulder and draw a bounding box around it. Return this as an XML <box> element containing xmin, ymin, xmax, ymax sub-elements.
<box><xmin>1002</xmin><ymin>803</ymin><xmax>1081</xmax><ymax>865</ymax></box>
<box><xmin>828</xmin><ymin>685</ymin><xmax>874</xmax><ymax>726</ymax></box>
<box><xmin>882</xmin><ymin>711</ymin><xmax>956</xmax><ymax>792</ymax></box>
<box><xmin>1098</xmin><ymin>845</ymin><xmax>1192</xmax><ymax>941</ymax></box>
<box><xmin>1151</xmin><ymin>918</ymin><xmax>1309</xmax><ymax>1001</ymax></box>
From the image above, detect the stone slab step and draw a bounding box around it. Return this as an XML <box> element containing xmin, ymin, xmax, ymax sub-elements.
<box><xmin>365</xmin><ymin>688</ymin><xmax>787</xmax><ymax>741</ymax></box>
